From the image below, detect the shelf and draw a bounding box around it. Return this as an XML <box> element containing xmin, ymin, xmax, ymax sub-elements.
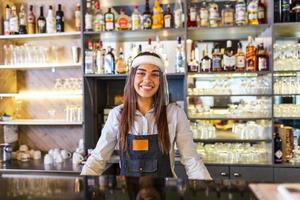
<box><xmin>84</xmin><ymin>28</ymin><xmax>185</xmax><ymax>42</ymax></box>
<box><xmin>274</xmin><ymin>94</ymin><xmax>300</xmax><ymax>96</ymax></box>
<box><xmin>0</xmin><ymin>93</ymin><xmax>17</xmax><ymax>98</ymax></box>
<box><xmin>0</xmin><ymin>32</ymin><xmax>81</xmax><ymax>40</ymax></box>
<box><xmin>188</xmin><ymin>71</ymin><xmax>271</xmax><ymax>78</ymax></box>
<box><xmin>84</xmin><ymin>72</ymin><xmax>185</xmax><ymax>79</ymax></box>
<box><xmin>188</xmin><ymin>24</ymin><xmax>269</xmax><ymax>40</ymax></box>
<box><xmin>0</xmin><ymin>119</ymin><xmax>83</xmax><ymax>125</ymax></box>
<box><xmin>194</xmin><ymin>138</ymin><xmax>272</xmax><ymax>143</ymax></box>
<box><xmin>189</xmin><ymin>117</ymin><xmax>272</xmax><ymax>120</ymax></box>
<box><xmin>187</xmin><ymin>94</ymin><xmax>272</xmax><ymax>97</ymax></box>
<box><xmin>274</xmin><ymin>117</ymin><xmax>300</xmax><ymax>120</ymax></box>
<box><xmin>274</xmin><ymin>23</ymin><xmax>300</xmax><ymax>38</ymax></box>
<box><xmin>0</xmin><ymin>63</ymin><xmax>81</xmax><ymax>70</ymax></box>
<box><xmin>204</xmin><ymin>162</ymin><xmax>274</xmax><ymax>167</ymax></box>
<box><xmin>274</xmin><ymin>70</ymin><xmax>300</xmax><ymax>73</ymax></box>
<box><xmin>100</xmin><ymin>0</ymin><xmax>178</xmax><ymax>6</ymax></box>
<box><xmin>273</xmin><ymin>163</ymin><xmax>300</xmax><ymax>168</ymax></box>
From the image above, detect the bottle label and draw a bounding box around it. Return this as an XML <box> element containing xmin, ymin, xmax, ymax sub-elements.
<box><xmin>258</xmin><ymin>57</ymin><xmax>267</xmax><ymax>71</ymax></box>
<box><xmin>209</xmin><ymin>5</ymin><xmax>219</xmax><ymax>19</ymax></box>
<box><xmin>118</xmin><ymin>17</ymin><xmax>129</xmax><ymax>29</ymax></box>
<box><xmin>105</xmin><ymin>14</ymin><xmax>114</xmax><ymax>30</ymax></box>
<box><xmin>212</xmin><ymin>56</ymin><xmax>222</xmax><ymax>70</ymax></box>
<box><xmin>142</xmin><ymin>14</ymin><xmax>152</xmax><ymax>29</ymax></box>
<box><xmin>190</xmin><ymin>10</ymin><xmax>196</xmax><ymax>21</ymax></box>
<box><xmin>258</xmin><ymin>7</ymin><xmax>265</xmax><ymax>19</ymax></box>
<box><xmin>105</xmin><ymin>56</ymin><xmax>113</xmax><ymax>74</ymax></box>
<box><xmin>10</xmin><ymin>17</ymin><xmax>18</xmax><ymax>32</ymax></box>
<box><xmin>85</xmin><ymin>14</ymin><xmax>93</xmax><ymax>30</ymax></box>
<box><xmin>174</xmin><ymin>9</ymin><xmax>182</xmax><ymax>28</ymax></box>
<box><xmin>223</xmin><ymin>55</ymin><xmax>236</xmax><ymax>69</ymax></box>
<box><xmin>4</xmin><ymin>21</ymin><xmax>10</xmax><ymax>35</ymax></box>
<box><xmin>75</xmin><ymin>11</ymin><xmax>81</xmax><ymax>30</ymax></box>
<box><xmin>85</xmin><ymin>51</ymin><xmax>95</xmax><ymax>74</ymax></box>
<box><xmin>132</xmin><ymin>15</ymin><xmax>140</xmax><ymax>30</ymax></box>
<box><xmin>164</xmin><ymin>15</ymin><xmax>171</xmax><ymax>28</ymax></box>
<box><xmin>235</xmin><ymin>4</ymin><xmax>246</xmax><ymax>23</ymax></box>
<box><xmin>236</xmin><ymin>55</ymin><xmax>245</xmax><ymax>69</ymax></box>
<box><xmin>224</xmin><ymin>11</ymin><xmax>234</xmax><ymax>24</ymax></box>
<box><xmin>275</xmin><ymin>150</ymin><xmax>283</xmax><ymax>159</ymax></box>
<box><xmin>202</xmin><ymin>59</ymin><xmax>211</xmax><ymax>71</ymax></box>
<box><xmin>20</xmin><ymin>17</ymin><xmax>26</xmax><ymax>26</ymax></box>
<box><xmin>38</xmin><ymin>20</ymin><xmax>46</xmax><ymax>32</ymax></box>
<box><xmin>200</xmin><ymin>9</ymin><xmax>209</xmax><ymax>19</ymax></box>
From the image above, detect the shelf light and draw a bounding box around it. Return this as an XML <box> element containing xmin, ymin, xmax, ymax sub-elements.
<box><xmin>16</xmin><ymin>91</ymin><xmax>82</xmax><ymax>100</ymax></box>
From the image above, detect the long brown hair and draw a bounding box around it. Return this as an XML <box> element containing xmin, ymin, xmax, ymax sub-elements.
<box><xmin>119</xmin><ymin>53</ymin><xmax>170</xmax><ymax>153</ymax></box>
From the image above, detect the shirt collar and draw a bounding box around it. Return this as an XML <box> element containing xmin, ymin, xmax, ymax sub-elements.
<box><xmin>135</xmin><ymin>107</ymin><xmax>155</xmax><ymax>116</ymax></box>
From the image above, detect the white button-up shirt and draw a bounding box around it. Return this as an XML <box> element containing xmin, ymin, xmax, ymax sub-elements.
<box><xmin>81</xmin><ymin>103</ymin><xmax>212</xmax><ymax>180</ymax></box>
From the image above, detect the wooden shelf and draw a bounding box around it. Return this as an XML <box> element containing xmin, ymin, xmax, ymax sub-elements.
<box><xmin>188</xmin><ymin>24</ymin><xmax>270</xmax><ymax>40</ymax></box>
<box><xmin>0</xmin><ymin>32</ymin><xmax>81</xmax><ymax>40</ymax></box>
<box><xmin>0</xmin><ymin>63</ymin><xmax>81</xmax><ymax>70</ymax></box>
<box><xmin>0</xmin><ymin>119</ymin><xmax>83</xmax><ymax>125</ymax></box>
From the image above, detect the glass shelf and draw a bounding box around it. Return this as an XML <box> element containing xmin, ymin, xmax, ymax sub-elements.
<box><xmin>84</xmin><ymin>28</ymin><xmax>185</xmax><ymax>42</ymax></box>
<box><xmin>194</xmin><ymin>139</ymin><xmax>272</xmax><ymax>143</ymax></box>
<box><xmin>84</xmin><ymin>73</ymin><xmax>185</xmax><ymax>79</ymax></box>
<box><xmin>188</xmin><ymin>24</ymin><xmax>269</xmax><ymax>41</ymax></box>
<box><xmin>187</xmin><ymin>94</ymin><xmax>272</xmax><ymax>97</ymax></box>
<box><xmin>188</xmin><ymin>71</ymin><xmax>270</xmax><ymax>78</ymax></box>
<box><xmin>0</xmin><ymin>63</ymin><xmax>81</xmax><ymax>70</ymax></box>
<box><xmin>0</xmin><ymin>119</ymin><xmax>83</xmax><ymax>125</ymax></box>
<box><xmin>0</xmin><ymin>32</ymin><xmax>81</xmax><ymax>40</ymax></box>
<box><xmin>274</xmin><ymin>23</ymin><xmax>300</xmax><ymax>38</ymax></box>
<box><xmin>189</xmin><ymin>117</ymin><xmax>272</xmax><ymax>120</ymax></box>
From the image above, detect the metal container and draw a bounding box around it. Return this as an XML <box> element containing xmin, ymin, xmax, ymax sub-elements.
<box><xmin>0</xmin><ymin>143</ymin><xmax>12</xmax><ymax>162</ymax></box>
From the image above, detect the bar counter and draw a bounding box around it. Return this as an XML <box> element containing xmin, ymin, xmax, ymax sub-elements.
<box><xmin>0</xmin><ymin>174</ymin><xmax>258</xmax><ymax>200</ymax></box>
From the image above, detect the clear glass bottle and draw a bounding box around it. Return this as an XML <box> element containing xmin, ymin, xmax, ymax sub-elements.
<box><xmin>46</xmin><ymin>6</ymin><xmax>56</xmax><ymax>33</ymax></box>
<box><xmin>19</xmin><ymin>4</ymin><xmax>27</xmax><ymax>34</ymax></box>
<box><xmin>235</xmin><ymin>0</ymin><xmax>247</xmax><ymax>26</ymax></box>
<box><xmin>236</xmin><ymin>42</ymin><xmax>246</xmax><ymax>71</ymax></box>
<box><xmin>176</xmin><ymin>36</ymin><xmax>184</xmax><ymax>73</ymax></box>
<box><xmin>152</xmin><ymin>0</ymin><xmax>164</xmax><ymax>29</ymax></box>
<box><xmin>104</xmin><ymin>8</ymin><xmax>115</xmax><ymax>31</ymax></box>
<box><xmin>85</xmin><ymin>0</ymin><xmax>93</xmax><ymax>31</ymax></box>
<box><xmin>223</xmin><ymin>40</ymin><xmax>236</xmax><ymax>71</ymax></box>
<box><xmin>10</xmin><ymin>4</ymin><xmax>19</xmax><ymax>34</ymax></box>
<box><xmin>246</xmin><ymin>36</ymin><xmax>257</xmax><ymax>71</ymax></box>
<box><xmin>209</xmin><ymin>0</ymin><xmax>220</xmax><ymax>27</ymax></box>
<box><xmin>27</xmin><ymin>5</ymin><xmax>36</xmax><ymax>34</ymax></box>
<box><xmin>132</xmin><ymin>5</ymin><xmax>141</xmax><ymax>30</ymax></box>
<box><xmin>199</xmin><ymin>1</ymin><xmax>209</xmax><ymax>27</ymax></box>
<box><xmin>93</xmin><ymin>0</ymin><xmax>104</xmax><ymax>32</ymax></box>
<box><xmin>174</xmin><ymin>0</ymin><xmax>183</xmax><ymax>28</ymax></box>
<box><xmin>85</xmin><ymin>40</ymin><xmax>96</xmax><ymax>74</ymax></box>
<box><xmin>222</xmin><ymin>3</ymin><xmax>234</xmax><ymax>26</ymax></box>
<box><xmin>117</xmin><ymin>9</ymin><xmax>130</xmax><ymax>30</ymax></box>
<box><xmin>4</xmin><ymin>5</ymin><xmax>10</xmax><ymax>35</ymax></box>
<box><xmin>247</xmin><ymin>0</ymin><xmax>259</xmax><ymax>25</ymax></box>
<box><xmin>104</xmin><ymin>46</ymin><xmax>115</xmax><ymax>74</ymax></box>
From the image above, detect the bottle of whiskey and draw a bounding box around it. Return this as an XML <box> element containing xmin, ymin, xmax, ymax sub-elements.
<box><xmin>209</xmin><ymin>0</ymin><xmax>220</xmax><ymax>27</ymax></box>
<box><xmin>201</xmin><ymin>44</ymin><xmax>212</xmax><ymax>72</ymax></box>
<box><xmin>142</xmin><ymin>0</ymin><xmax>152</xmax><ymax>29</ymax></box>
<box><xmin>117</xmin><ymin>9</ymin><xmax>130</xmax><ymax>30</ymax></box>
<box><xmin>19</xmin><ymin>4</ymin><xmax>27</xmax><ymax>34</ymax></box>
<box><xmin>132</xmin><ymin>5</ymin><xmax>141</xmax><ymax>30</ymax></box>
<box><xmin>212</xmin><ymin>45</ymin><xmax>223</xmax><ymax>72</ymax></box>
<box><xmin>4</xmin><ymin>5</ymin><xmax>10</xmax><ymax>35</ymax></box>
<box><xmin>236</xmin><ymin>42</ymin><xmax>246</xmax><ymax>71</ymax></box>
<box><xmin>258</xmin><ymin>0</ymin><xmax>266</xmax><ymax>24</ymax></box>
<box><xmin>104</xmin><ymin>8</ymin><xmax>115</xmax><ymax>31</ymax></box>
<box><xmin>222</xmin><ymin>3</ymin><xmax>234</xmax><ymax>26</ymax></box>
<box><xmin>257</xmin><ymin>43</ymin><xmax>269</xmax><ymax>71</ymax></box>
<box><xmin>246</xmin><ymin>36</ymin><xmax>257</xmax><ymax>71</ymax></box>
<box><xmin>94</xmin><ymin>0</ymin><xmax>104</xmax><ymax>32</ymax></box>
<box><xmin>247</xmin><ymin>0</ymin><xmax>259</xmax><ymax>25</ymax></box>
<box><xmin>188</xmin><ymin>5</ymin><xmax>197</xmax><ymax>27</ymax></box>
<box><xmin>274</xmin><ymin>129</ymin><xmax>283</xmax><ymax>164</ymax></box>
<box><xmin>115</xmin><ymin>48</ymin><xmax>127</xmax><ymax>74</ymax></box>
<box><xmin>27</xmin><ymin>5</ymin><xmax>36</xmax><ymax>34</ymax></box>
<box><xmin>46</xmin><ymin>6</ymin><xmax>56</xmax><ymax>33</ymax></box>
<box><xmin>85</xmin><ymin>0</ymin><xmax>93</xmax><ymax>31</ymax></box>
<box><xmin>199</xmin><ymin>1</ymin><xmax>209</xmax><ymax>27</ymax></box>
<box><xmin>164</xmin><ymin>4</ymin><xmax>174</xmax><ymax>28</ymax></box>
<box><xmin>75</xmin><ymin>3</ymin><xmax>81</xmax><ymax>31</ymax></box>
<box><xmin>223</xmin><ymin>40</ymin><xmax>236</xmax><ymax>71</ymax></box>
<box><xmin>152</xmin><ymin>0</ymin><xmax>164</xmax><ymax>29</ymax></box>
<box><xmin>10</xmin><ymin>4</ymin><xmax>19</xmax><ymax>34</ymax></box>
<box><xmin>56</xmin><ymin>4</ymin><xmax>64</xmax><ymax>32</ymax></box>
<box><xmin>188</xmin><ymin>43</ymin><xmax>199</xmax><ymax>73</ymax></box>
<box><xmin>37</xmin><ymin>6</ymin><xmax>46</xmax><ymax>33</ymax></box>
<box><xmin>235</xmin><ymin>0</ymin><xmax>247</xmax><ymax>26</ymax></box>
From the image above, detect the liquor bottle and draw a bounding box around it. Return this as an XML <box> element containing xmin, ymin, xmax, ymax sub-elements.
<box><xmin>199</xmin><ymin>1</ymin><xmax>209</xmax><ymax>27</ymax></box>
<box><xmin>257</xmin><ymin>43</ymin><xmax>269</xmax><ymax>71</ymax></box>
<box><xmin>281</xmin><ymin>0</ymin><xmax>290</xmax><ymax>22</ymax></box>
<box><xmin>290</xmin><ymin>0</ymin><xmax>297</xmax><ymax>22</ymax></box>
<box><xmin>85</xmin><ymin>40</ymin><xmax>96</xmax><ymax>74</ymax></box>
<box><xmin>46</xmin><ymin>6</ymin><xmax>56</xmax><ymax>33</ymax></box>
<box><xmin>236</xmin><ymin>42</ymin><xmax>246</xmax><ymax>71</ymax></box>
<box><xmin>152</xmin><ymin>0</ymin><xmax>164</xmax><ymax>29</ymax></box>
<box><xmin>164</xmin><ymin>4</ymin><xmax>174</xmax><ymax>28</ymax></box>
<box><xmin>142</xmin><ymin>0</ymin><xmax>152</xmax><ymax>29</ymax></box>
<box><xmin>235</xmin><ymin>0</ymin><xmax>247</xmax><ymax>26</ymax></box>
<box><xmin>19</xmin><ymin>4</ymin><xmax>27</xmax><ymax>34</ymax></box>
<box><xmin>115</xmin><ymin>48</ymin><xmax>127</xmax><ymax>74</ymax></box>
<box><xmin>188</xmin><ymin>5</ymin><xmax>197</xmax><ymax>27</ymax></box>
<box><xmin>188</xmin><ymin>43</ymin><xmax>199</xmax><ymax>73</ymax></box>
<box><xmin>174</xmin><ymin>0</ymin><xmax>183</xmax><ymax>28</ymax></box>
<box><xmin>201</xmin><ymin>45</ymin><xmax>212</xmax><ymax>72</ymax></box>
<box><xmin>176</xmin><ymin>36</ymin><xmax>184</xmax><ymax>73</ymax></box>
<box><xmin>96</xmin><ymin>40</ymin><xmax>104</xmax><ymax>74</ymax></box>
<box><xmin>247</xmin><ymin>0</ymin><xmax>259</xmax><ymax>25</ymax></box>
<box><xmin>212</xmin><ymin>46</ymin><xmax>223</xmax><ymax>72</ymax></box>
<box><xmin>258</xmin><ymin>0</ymin><xmax>266</xmax><ymax>24</ymax></box>
<box><xmin>10</xmin><ymin>4</ymin><xmax>19</xmax><ymax>34</ymax></box>
<box><xmin>104</xmin><ymin>8</ymin><xmax>115</xmax><ymax>31</ymax></box>
<box><xmin>56</xmin><ymin>4</ymin><xmax>64</xmax><ymax>32</ymax></box>
<box><xmin>75</xmin><ymin>3</ymin><xmax>81</xmax><ymax>31</ymax></box>
<box><xmin>132</xmin><ymin>5</ymin><xmax>141</xmax><ymax>30</ymax></box>
<box><xmin>85</xmin><ymin>0</ymin><xmax>93</xmax><ymax>31</ymax></box>
<box><xmin>117</xmin><ymin>9</ymin><xmax>130</xmax><ymax>30</ymax></box>
<box><xmin>93</xmin><ymin>0</ymin><xmax>104</xmax><ymax>32</ymax></box>
<box><xmin>4</xmin><ymin>5</ymin><xmax>10</xmax><ymax>35</ymax></box>
<box><xmin>104</xmin><ymin>46</ymin><xmax>115</xmax><ymax>74</ymax></box>
<box><xmin>28</xmin><ymin>5</ymin><xmax>36</xmax><ymax>34</ymax></box>
<box><xmin>274</xmin><ymin>0</ymin><xmax>281</xmax><ymax>23</ymax></box>
<box><xmin>246</xmin><ymin>36</ymin><xmax>257</xmax><ymax>71</ymax></box>
<box><xmin>223</xmin><ymin>40</ymin><xmax>236</xmax><ymax>71</ymax></box>
<box><xmin>37</xmin><ymin>6</ymin><xmax>46</xmax><ymax>33</ymax></box>
<box><xmin>222</xmin><ymin>3</ymin><xmax>234</xmax><ymax>26</ymax></box>
<box><xmin>209</xmin><ymin>0</ymin><xmax>220</xmax><ymax>27</ymax></box>
<box><xmin>292</xmin><ymin>0</ymin><xmax>300</xmax><ymax>22</ymax></box>
<box><xmin>274</xmin><ymin>130</ymin><xmax>283</xmax><ymax>164</ymax></box>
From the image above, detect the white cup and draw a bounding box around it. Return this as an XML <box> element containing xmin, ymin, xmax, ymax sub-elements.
<box><xmin>71</xmin><ymin>46</ymin><xmax>80</xmax><ymax>63</ymax></box>
<box><xmin>72</xmin><ymin>152</ymin><xmax>84</xmax><ymax>165</ymax></box>
<box><xmin>44</xmin><ymin>154</ymin><xmax>54</xmax><ymax>165</ymax></box>
<box><xmin>49</xmin><ymin>148</ymin><xmax>60</xmax><ymax>159</ymax></box>
<box><xmin>55</xmin><ymin>154</ymin><xmax>63</xmax><ymax>163</ymax></box>
<box><xmin>33</xmin><ymin>150</ymin><xmax>42</xmax><ymax>160</ymax></box>
<box><xmin>60</xmin><ymin>149</ymin><xmax>72</xmax><ymax>160</ymax></box>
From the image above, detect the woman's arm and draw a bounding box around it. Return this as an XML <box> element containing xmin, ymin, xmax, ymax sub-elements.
<box><xmin>175</xmin><ymin>106</ymin><xmax>212</xmax><ymax>180</ymax></box>
<box><xmin>81</xmin><ymin>107</ymin><xmax>119</xmax><ymax>175</ymax></box>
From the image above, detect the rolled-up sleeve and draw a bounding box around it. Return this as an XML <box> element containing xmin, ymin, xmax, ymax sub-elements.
<box><xmin>175</xmin><ymin>107</ymin><xmax>212</xmax><ymax>180</ymax></box>
<box><xmin>81</xmin><ymin>107</ymin><xmax>119</xmax><ymax>175</ymax></box>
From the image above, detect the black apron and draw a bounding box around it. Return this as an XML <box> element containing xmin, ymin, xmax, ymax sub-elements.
<box><xmin>120</xmin><ymin>134</ymin><xmax>173</xmax><ymax>177</ymax></box>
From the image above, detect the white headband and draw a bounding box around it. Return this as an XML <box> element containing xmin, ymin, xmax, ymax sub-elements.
<box><xmin>131</xmin><ymin>55</ymin><xmax>165</xmax><ymax>72</ymax></box>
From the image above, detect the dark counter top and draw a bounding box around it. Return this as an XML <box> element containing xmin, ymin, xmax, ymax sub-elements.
<box><xmin>0</xmin><ymin>174</ymin><xmax>257</xmax><ymax>200</ymax></box>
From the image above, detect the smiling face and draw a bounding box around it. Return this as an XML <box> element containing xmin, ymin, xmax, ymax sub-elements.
<box><xmin>134</xmin><ymin>64</ymin><xmax>161</xmax><ymax>103</ymax></box>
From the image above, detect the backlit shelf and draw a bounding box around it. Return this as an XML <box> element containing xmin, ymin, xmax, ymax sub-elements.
<box><xmin>0</xmin><ymin>119</ymin><xmax>83</xmax><ymax>125</ymax></box>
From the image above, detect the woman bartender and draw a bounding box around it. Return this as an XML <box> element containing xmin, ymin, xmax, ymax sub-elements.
<box><xmin>81</xmin><ymin>51</ymin><xmax>212</xmax><ymax>180</ymax></box>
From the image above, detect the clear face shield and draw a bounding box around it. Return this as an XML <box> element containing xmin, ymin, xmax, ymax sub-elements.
<box><xmin>130</xmin><ymin>51</ymin><xmax>169</xmax><ymax>105</ymax></box>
